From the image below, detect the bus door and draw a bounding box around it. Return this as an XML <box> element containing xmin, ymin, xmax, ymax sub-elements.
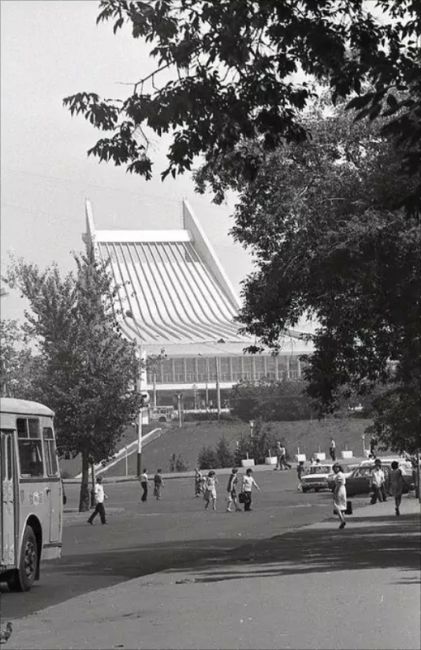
<box><xmin>0</xmin><ymin>430</ymin><xmax>16</xmax><ymax>567</ymax></box>
<box><xmin>42</xmin><ymin>426</ymin><xmax>62</xmax><ymax>543</ymax></box>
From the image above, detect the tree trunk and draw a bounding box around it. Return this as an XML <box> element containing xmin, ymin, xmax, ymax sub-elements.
<box><xmin>79</xmin><ymin>450</ymin><xmax>90</xmax><ymax>512</ymax></box>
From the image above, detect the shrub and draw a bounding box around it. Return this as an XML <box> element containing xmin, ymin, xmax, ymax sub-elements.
<box><xmin>169</xmin><ymin>453</ymin><xmax>189</xmax><ymax>472</ymax></box>
<box><xmin>197</xmin><ymin>445</ymin><xmax>218</xmax><ymax>469</ymax></box>
<box><xmin>215</xmin><ymin>436</ymin><xmax>235</xmax><ymax>468</ymax></box>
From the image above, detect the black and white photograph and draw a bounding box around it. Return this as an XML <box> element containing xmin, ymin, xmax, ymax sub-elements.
<box><xmin>1</xmin><ymin>1</ymin><xmax>420</xmax><ymax>649</ymax></box>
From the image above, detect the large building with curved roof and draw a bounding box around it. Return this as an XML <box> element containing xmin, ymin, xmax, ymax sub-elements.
<box><xmin>83</xmin><ymin>199</ymin><xmax>313</xmax><ymax>410</ymax></box>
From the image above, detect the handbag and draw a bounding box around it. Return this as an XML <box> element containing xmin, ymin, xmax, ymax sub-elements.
<box><xmin>333</xmin><ymin>500</ymin><xmax>353</xmax><ymax>516</ymax></box>
<box><xmin>238</xmin><ymin>491</ymin><xmax>246</xmax><ymax>504</ymax></box>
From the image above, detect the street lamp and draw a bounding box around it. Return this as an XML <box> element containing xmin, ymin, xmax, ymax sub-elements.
<box><xmin>176</xmin><ymin>393</ymin><xmax>183</xmax><ymax>428</ymax></box>
<box><xmin>125</xmin><ymin>310</ymin><xmax>148</xmax><ymax>478</ymax></box>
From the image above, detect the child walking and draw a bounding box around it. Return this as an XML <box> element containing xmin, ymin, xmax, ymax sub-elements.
<box><xmin>226</xmin><ymin>468</ymin><xmax>242</xmax><ymax>512</ymax></box>
<box><xmin>204</xmin><ymin>470</ymin><xmax>218</xmax><ymax>511</ymax></box>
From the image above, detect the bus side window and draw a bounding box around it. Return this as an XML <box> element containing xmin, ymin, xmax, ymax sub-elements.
<box><xmin>28</xmin><ymin>418</ymin><xmax>40</xmax><ymax>439</ymax></box>
<box><xmin>17</xmin><ymin>418</ymin><xmax>28</xmax><ymax>437</ymax></box>
<box><xmin>6</xmin><ymin>435</ymin><xmax>13</xmax><ymax>479</ymax></box>
<box><xmin>43</xmin><ymin>427</ymin><xmax>58</xmax><ymax>476</ymax></box>
<box><xmin>17</xmin><ymin>417</ymin><xmax>44</xmax><ymax>477</ymax></box>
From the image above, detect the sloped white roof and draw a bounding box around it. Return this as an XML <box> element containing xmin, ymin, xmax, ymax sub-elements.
<box><xmin>83</xmin><ymin>199</ymin><xmax>314</xmax><ymax>356</ymax></box>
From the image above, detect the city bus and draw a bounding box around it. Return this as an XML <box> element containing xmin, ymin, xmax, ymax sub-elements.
<box><xmin>0</xmin><ymin>398</ymin><xmax>63</xmax><ymax>591</ymax></box>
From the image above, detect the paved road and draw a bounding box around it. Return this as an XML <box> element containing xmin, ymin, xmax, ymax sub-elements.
<box><xmin>0</xmin><ymin>469</ymin><xmax>367</xmax><ymax>619</ymax></box>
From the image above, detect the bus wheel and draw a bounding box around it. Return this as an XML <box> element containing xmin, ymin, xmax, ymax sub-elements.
<box><xmin>8</xmin><ymin>526</ymin><xmax>38</xmax><ymax>592</ymax></box>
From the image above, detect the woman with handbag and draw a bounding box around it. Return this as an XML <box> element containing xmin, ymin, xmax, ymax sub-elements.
<box><xmin>332</xmin><ymin>463</ymin><xmax>347</xmax><ymax>529</ymax></box>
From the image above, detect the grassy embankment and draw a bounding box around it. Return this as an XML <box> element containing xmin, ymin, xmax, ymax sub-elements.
<box><xmin>102</xmin><ymin>417</ymin><xmax>371</xmax><ymax>476</ymax></box>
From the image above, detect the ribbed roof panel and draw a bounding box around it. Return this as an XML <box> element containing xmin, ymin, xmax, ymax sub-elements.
<box><xmin>97</xmin><ymin>240</ymin><xmax>247</xmax><ymax>344</ymax></box>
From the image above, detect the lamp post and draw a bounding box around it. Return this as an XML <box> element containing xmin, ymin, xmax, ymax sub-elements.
<box><xmin>125</xmin><ymin>311</ymin><xmax>148</xmax><ymax>478</ymax></box>
<box><xmin>215</xmin><ymin>357</ymin><xmax>221</xmax><ymax>420</ymax></box>
<box><xmin>176</xmin><ymin>393</ymin><xmax>183</xmax><ymax>428</ymax></box>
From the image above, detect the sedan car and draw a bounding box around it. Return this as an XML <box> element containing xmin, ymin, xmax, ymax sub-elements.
<box><xmin>345</xmin><ymin>459</ymin><xmax>414</xmax><ymax>497</ymax></box>
<box><xmin>301</xmin><ymin>464</ymin><xmax>333</xmax><ymax>492</ymax></box>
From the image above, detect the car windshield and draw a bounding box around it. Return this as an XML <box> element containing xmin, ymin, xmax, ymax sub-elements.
<box><xmin>308</xmin><ymin>466</ymin><xmax>330</xmax><ymax>474</ymax></box>
<box><xmin>352</xmin><ymin>467</ymin><xmax>373</xmax><ymax>477</ymax></box>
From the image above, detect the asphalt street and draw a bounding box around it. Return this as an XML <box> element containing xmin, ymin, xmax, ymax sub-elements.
<box><xmin>0</xmin><ymin>469</ymin><xmax>367</xmax><ymax>620</ymax></box>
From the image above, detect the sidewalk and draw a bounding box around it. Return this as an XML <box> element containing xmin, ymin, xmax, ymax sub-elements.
<box><xmin>5</xmin><ymin>498</ymin><xmax>420</xmax><ymax>650</ymax></box>
<box><xmin>64</xmin><ymin>457</ymin><xmax>367</xmax><ymax>484</ymax></box>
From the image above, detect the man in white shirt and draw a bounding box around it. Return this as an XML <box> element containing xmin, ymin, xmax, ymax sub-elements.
<box><xmin>241</xmin><ymin>468</ymin><xmax>260</xmax><ymax>511</ymax></box>
<box><xmin>87</xmin><ymin>476</ymin><xmax>108</xmax><ymax>525</ymax></box>
<box><xmin>140</xmin><ymin>469</ymin><xmax>149</xmax><ymax>502</ymax></box>
<box><xmin>370</xmin><ymin>459</ymin><xmax>386</xmax><ymax>504</ymax></box>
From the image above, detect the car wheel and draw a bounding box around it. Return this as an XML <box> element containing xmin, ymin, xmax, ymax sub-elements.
<box><xmin>7</xmin><ymin>526</ymin><xmax>38</xmax><ymax>592</ymax></box>
<box><xmin>301</xmin><ymin>487</ymin><xmax>308</xmax><ymax>493</ymax></box>
<box><xmin>315</xmin><ymin>488</ymin><xmax>320</xmax><ymax>492</ymax></box>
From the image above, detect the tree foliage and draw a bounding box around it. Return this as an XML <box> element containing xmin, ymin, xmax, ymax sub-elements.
<box><xmin>234</xmin><ymin>420</ymin><xmax>285</xmax><ymax>465</ymax></box>
<box><xmin>215</xmin><ymin>436</ymin><xmax>235</xmax><ymax>468</ymax></box>
<box><xmin>230</xmin><ymin>379</ymin><xmax>315</xmax><ymax>422</ymax></box>
<box><xmin>230</xmin><ymin>104</ymin><xmax>420</xmax><ymax>453</ymax></box>
<box><xmin>0</xmin><ymin>319</ymin><xmax>42</xmax><ymax>399</ymax></box>
<box><xmin>64</xmin><ymin>0</ymin><xmax>420</xmax><ymax>208</ymax></box>
<box><xmin>4</xmin><ymin>248</ymin><xmax>142</xmax><ymax>511</ymax></box>
<box><xmin>197</xmin><ymin>445</ymin><xmax>218</xmax><ymax>469</ymax></box>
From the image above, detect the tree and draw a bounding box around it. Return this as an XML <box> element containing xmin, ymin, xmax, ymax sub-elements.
<box><xmin>0</xmin><ymin>319</ymin><xmax>42</xmax><ymax>399</ymax></box>
<box><xmin>215</xmin><ymin>436</ymin><xmax>235</xmax><ymax>468</ymax></box>
<box><xmin>230</xmin><ymin>379</ymin><xmax>315</xmax><ymax>422</ymax></box>
<box><xmin>230</xmin><ymin>104</ymin><xmax>420</xmax><ymax>453</ymax></box>
<box><xmin>234</xmin><ymin>420</ymin><xmax>280</xmax><ymax>465</ymax></box>
<box><xmin>197</xmin><ymin>445</ymin><xmax>218</xmax><ymax>469</ymax></box>
<box><xmin>4</xmin><ymin>248</ymin><xmax>142</xmax><ymax>511</ymax></box>
<box><xmin>63</xmin><ymin>0</ymin><xmax>420</xmax><ymax>209</ymax></box>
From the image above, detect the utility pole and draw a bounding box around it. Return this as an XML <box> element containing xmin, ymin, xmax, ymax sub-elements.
<box><xmin>215</xmin><ymin>357</ymin><xmax>221</xmax><ymax>420</ymax></box>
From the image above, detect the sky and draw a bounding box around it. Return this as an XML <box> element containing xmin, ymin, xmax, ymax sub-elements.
<box><xmin>1</xmin><ymin>0</ymin><xmax>254</xmax><ymax>323</ymax></box>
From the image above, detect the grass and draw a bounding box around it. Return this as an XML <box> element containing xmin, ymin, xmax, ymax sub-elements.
<box><xmin>102</xmin><ymin>416</ymin><xmax>372</xmax><ymax>476</ymax></box>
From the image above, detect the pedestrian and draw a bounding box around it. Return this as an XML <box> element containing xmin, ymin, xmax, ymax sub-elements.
<box><xmin>369</xmin><ymin>435</ymin><xmax>378</xmax><ymax>458</ymax></box>
<box><xmin>370</xmin><ymin>458</ymin><xmax>386</xmax><ymax>504</ymax></box>
<box><xmin>87</xmin><ymin>476</ymin><xmax>108</xmax><ymax>525</ymax></box>
<box><xmin>332</xmin><ymin>463</ymin><xmax>347</xmax><ymax>529</ymax></box>
<box><xmin>389</xmin><ymin>461</ymin><xmax>404</xmax><ymax>516</ymax></box>
<box><xmin>153</xmin><ymin>469</ymin><xmax>164</xmax><ymax>500</ymax></box>
<box><xmin>226</xmin><ymin>468</ymin><xmax>242</xmax><ymax>512</ymax></box>
<box><xmin>297</xmin><ymin>460</ymin><xmax>305</xmax><ymax>491</ymax></box>
<box><xmin>241</xmin><ymin>468</ymin><xmax>260</xmax><ymax>512</ymax></box>
<box><xmin>329</xmin><ymin>438</ymin><xmax>336</xmax><ymax>461</ymax></box>
<box><xmin>140</xmin><ymin>468</ymin><xmax>149</xmax><ymax>502</ymax></box>
<box><xmin>281</xmin><ymin>445</ymin><xmax>292</xmax><ymax>469</ymax></box>
<box><xmin>204</xmin><ymin>470</ymin><xmax>218</xmax><ymax>510</ymax></box>
<box><xmin>194</xmin><ymin>468</ymin><xmax>203</xmax><ymax>498</ymax></box>
<box><xmin>275</xmin><ymin>441</ymin><xmax>290</xmax><ymax>470</ymax></box>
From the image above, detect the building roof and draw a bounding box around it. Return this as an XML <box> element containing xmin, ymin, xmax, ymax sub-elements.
<box><xmin>83</xmin><ymin>199</ymin><xmax>314</xmax><ymax>356</ymax></box>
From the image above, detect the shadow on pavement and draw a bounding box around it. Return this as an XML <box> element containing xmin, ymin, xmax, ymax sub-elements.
<box><xmin>3</xmin><ymin>511</ymin><xmax>419</xmax><ymax>620</ymax></box>
<box><xmin>33</xmin><ymin>513</ymin><xmax>421</xmax><ymax>587</ymax></box>
<box><xmin>183</xmin><ymin>512</ymin><xmax>420</xmax><ymax>584</ymax></box>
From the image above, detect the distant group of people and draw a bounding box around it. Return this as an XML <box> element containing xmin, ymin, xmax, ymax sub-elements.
<box><xmin>140</xmin><ymin>469</ymin><xmax>164</xmax><ymax>502</ymax></box>
<box><xmin>274</xmin><ymin>441</ymin><xmax>292</xmax><ymax>470</ymax></box>
<box><xmin>87</xmin><ymin>444</ymin><xmax>411</xmax><ymax>527</ymax></box>
<box><xmin>194</xmin><ymin>467</ymin><xmax>260</xmax><ymax>512</ymax></box>
<box><xmin>369</xmin><ymin>458</ymin><xmax>405</xmax><ymax>515</ymax></box>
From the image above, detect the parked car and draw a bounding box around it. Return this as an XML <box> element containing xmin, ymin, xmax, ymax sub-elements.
<box><xmin>345</xmin><ymin>458</ymin><xmax>414</xmax><ymax>497</ymax></box>
<box><xmin>301</xmin><ymin>464</ymin><xmax>333</xmax><ymax>492</ymax></box>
